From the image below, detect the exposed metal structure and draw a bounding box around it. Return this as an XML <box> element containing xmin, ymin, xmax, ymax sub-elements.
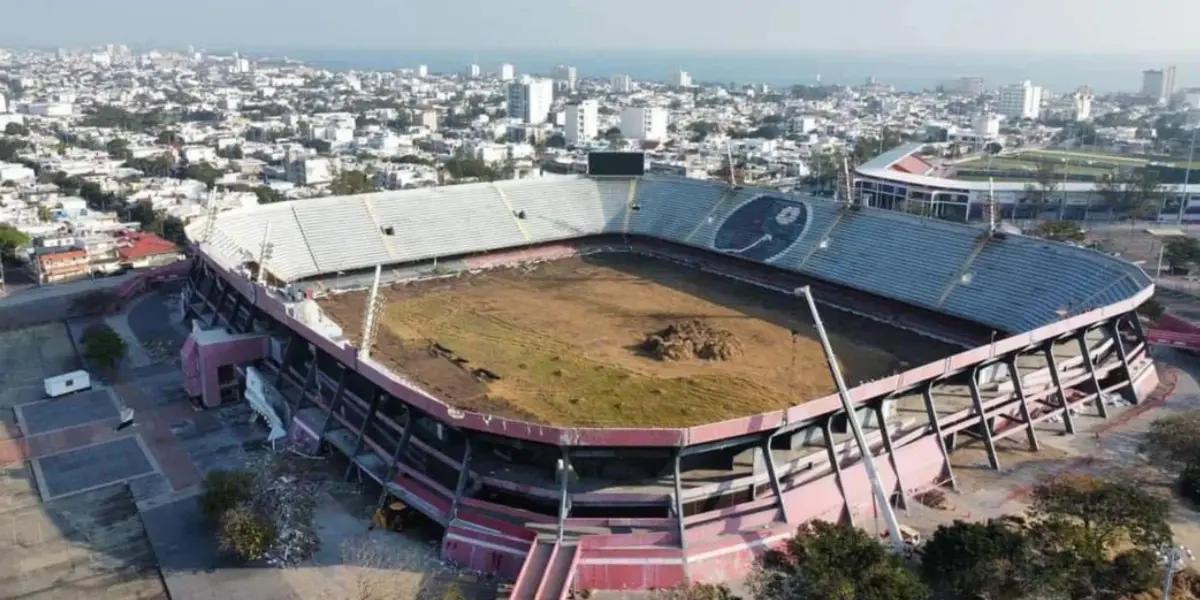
<box><xmin>359</xmin><ymin>264</ymin><xmax>385</xmax><ymax>360</ymax></box>
<box><xmin>799</xmin><ymin>286</ymin><xmax>905</xmax><ymax>552</ymax></box>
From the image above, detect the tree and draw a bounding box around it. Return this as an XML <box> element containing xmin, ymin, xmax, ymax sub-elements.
<box><xmin>687</xmin><ymin>121</ymin><xmax>718</xmax><ymax>142</ymax></box>
<box><xmin>1029</xmin><ymin>160</ymin><xmax>1060</xmax><ymax>206</ymax></box>
<box><xmin>1163</xmin><ymin>236</ymin><xmax>1200</xmax><ymax>273</ymax></box>
<box><xmin>851</xmin><ymin>129</ymin><xmax>906</xmax><ymax>165</ymax></box>
<box><xmin>184</xmin><ymin>161</ymin><xmax>224</xmax><ymax>189</ymax></box>
<box><xmin>127</xmin><ymin>200</ymin><xmax>157</xmax><ymax>231</ymax></box>
<box><xmin>444</xmin><ymin>151</ymin><xmax>499</xmax><ymax>182</ymax></box>
<box><xmin>1144</xmin><ymin>410</ymin><xmax>1200</xmax><ymax>502</ymax></box>
<box><xmin>218</xmin><ymin>505</ymin><xmax>276</xmax><ymax>561</ymax></box>
<box><xmin>1096</xmin><ymin>172</ymin><xmax>1127</xmax><ymax>212</ymax></box>
<box><xmin>654</xmin><ymin>582</ymin><xmax>738</xmax><ymax>600</ymax></box>
<box><xmin>127</xmin><ymin>152</ymin><xmax>176</xmax><ymax>177</ymax></box>
<box><xmin>217</xmin><ymin>145</ymin><xmax>244</xmax><ymax>160</ymax></box>
<box><xmin>0</xmin><ymin>136</ymin><xmax>27</xmax><ymax>162</ymax></box>
<box><xmin>1032</xmin><ymin>220</ymin><xmax>1085</xmax><ymax>243</ymax></box>
<box><xmin>200</xmin><ymin>469</ymin><xmax>254</xmax><ymax>522</ymax></box>
<box><xmin>329</xmin><ymin>170</ymin><xmax>377</xmax><ymax>195</ymax></box>
<box><xmin>920</xmin><ymin>518</ymin><xmax>1038</xmax><ymax>600</ymax></box>
<box><xmin>4</xmin><ymin>122</ymin><xmax>29</xmax><ymax>136</ymax></box>
<box><xmin>1027</xmin><ymin>474</ymin><xmax>1170</xmax><ymax>596</ymax></box>
<box><xmin>751</xmin><ymin>521</ymin><xmax>926</xmax><ymax>600</ymax></box>
<box><xmin>1125</xmin><ymin>168</ymin><xmax>1163</xmax><ymax>220</ymax></box>
<box><xmin>36</xmin><ymin>205</ymin><xmax>53</xmax><ymax>223</ymax></box>
<box><xmin>106</xmin><ymin>138</ymin><xmax>132</xmax><ymax>161</ymax></box>
<box><xmin>603</xmin><ymin>126</ymin><xmax>625</xmax><ymax>149</ymax></box>
<box><xmin>750</xmin><ymin>124</ymin><xmax>783</xmax><ymax>139</ymax></box>
<box><xmin>82</xmin><ymin>324</ymin><xmax>128</xmax><ymax>371</ymax></box>
<box><xmin>1145</xmin><ymin>411</ymin><xmax>1200</xmax><ymax>471</ymax></box>
<box><xmin>161</xmin><ymin>215</ymin><xmax>188</xmax><ymax>246</ymax></box>
<box><xmin>0</xmin><ymin>223</ymin><xmax>30</xmax><ymax>258</ymax></box>
<box><xmin>252</xmin><ymin>186</ymin><xmax>286</xmax><ymax>204</ymax></box>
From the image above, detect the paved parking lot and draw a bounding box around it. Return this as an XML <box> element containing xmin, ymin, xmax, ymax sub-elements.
<box><xmin>34</xmin><ymin>437</ymin><xmax>157</xmax><ymax>500</ymax></box>
<box><xmin>17</xmin><ymin>389</ymin><xmax>119</xmax><ymax>435</ymax></box>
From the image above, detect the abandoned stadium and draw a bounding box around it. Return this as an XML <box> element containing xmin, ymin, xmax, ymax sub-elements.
<box><xmin>181</xmin><ymin>175</ymin><xmax>1158</xmax><ymax>596</ymax></box>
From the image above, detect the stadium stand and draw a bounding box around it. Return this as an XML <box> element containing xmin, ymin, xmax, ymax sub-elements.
<box><xmin>194</xmin><ymin>175</ymin><xmax>1151</xmax><ymax>333</ymax></box>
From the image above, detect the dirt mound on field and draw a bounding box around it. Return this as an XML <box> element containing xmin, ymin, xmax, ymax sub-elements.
<box><xmin>641</xmin><ymin>319</ymin><xmax>743</xmax><ymax>362</ymax></box>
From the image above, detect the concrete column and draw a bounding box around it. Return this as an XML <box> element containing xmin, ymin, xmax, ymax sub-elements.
<box><xmin>821</xmin><ymin>418</ymin><xmax>854</xmax><ymax>526</ymax></box>
<box><xmin>922</xmin><ymin>383</ymin><xmax>957</xmax><ymax>490</ymax></box>
<box><xmin>967</xmin><ymin>367</ymin><xmax>1000</xmax><ymax>470</ymax></box>
<box><xmin>760</xmin><ymin>435</ymin><xmax>790</xmax><ymax>523</ymax></box>
<box><xmin>1076</xmin><ymin>330</ymin><xmax>1108</xmax><ymax>419</ymax></box>
<box><xmin>873</xmin><ymin>403</ymin><xmax>908</xmax><ymax>511</ymax></box>
<box><xmin>1005</xmin><ymin>355</ymin><xmax>1040</xmax><ymax>451</ymax></box>
<box><xmin>1043</xmin><ymin>342</ymin><xmax>1075</xmax><ymax>434</ymax></box>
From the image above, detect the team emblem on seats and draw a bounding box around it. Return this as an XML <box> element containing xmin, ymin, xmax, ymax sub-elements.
<box><xmin>713</xmin><ymin>195</ymin><xmax>810</xmax><ymax>261</ymax></box>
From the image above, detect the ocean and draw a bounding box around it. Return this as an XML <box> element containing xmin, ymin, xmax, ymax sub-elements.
<box><xmin>241</xmin><ymin>47</ymin><xmax>1198</xmax><ymax>94</ymax></box>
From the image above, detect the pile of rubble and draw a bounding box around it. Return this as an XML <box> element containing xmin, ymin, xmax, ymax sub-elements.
<box><xmin>640</xmin><ymin>319</ymin><xmax>743</xmax><ymax>362</ymax></box>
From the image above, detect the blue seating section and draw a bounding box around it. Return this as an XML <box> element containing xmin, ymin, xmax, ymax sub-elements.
<box><xmin>199</xmin><ymin>175</ymin><xmax>1151</xmax><ymax>333</ymax></box>
<box><xmin>802</xmin><ymin>211</ymin><xmax>981</xmax><ymax>308</ymax></box>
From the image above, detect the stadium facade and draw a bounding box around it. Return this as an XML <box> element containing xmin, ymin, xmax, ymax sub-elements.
<box><xmin>855</xmin><ymin>143</ymin><xmax>1200</xmax><ymax>222</ymax></box>
<box><xmin>181</xmin><ymin>175</ymin><xmax>1158</xmax><ymax>596</ymax></box>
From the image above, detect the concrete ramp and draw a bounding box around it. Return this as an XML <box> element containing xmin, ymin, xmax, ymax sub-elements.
<box><xmin>511</xmin><ymin>538</ymin><xmax>578</xmax><ymax>600</ymax></box>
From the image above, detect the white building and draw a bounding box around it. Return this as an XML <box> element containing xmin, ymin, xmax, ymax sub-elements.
<box><xmin>620</xmin><ymin>106</ymin><xmax>668</xmax><ymax>142</ymax></box>
<box><xmin>565</xmin><ymin>100</ymin><xmax>598</xmax><ymax>146</ymax></box>
<box><xmin>1073</xmin><ymin>87</ymin><xmax>1094</xmax><ymax>122</ymax></box>
<box><xmin>0</xmin><ymin>162</ymin><xmax>35</xmax><ymax>184</ymax></box>
<box><xmin>499</xmin><ymin>63</ymin><xmax>516</xmax><ymax>81</ymax></box>
<box><xmin>286</xmin><ymin>157</ymin><xmax>333</xmax><ymax>186</ymax></box>
<box><xmin>553</xmin><ymin>64</ymin><xmax>577</xmax><ymax>92</ymax></box>
<box><xmin>465</xmin><ymin>64</ymin><xmax>481</xmax><ymax>78</ymax></box>
<box><xmin>973</xmin><ymin>113</ymin><xmax>1001</xmax><ymax>138</ymax></box>
<box><xmin>997</xmin><ymin>81</ymin><xmax>1042</xmax><ymax>120</ymax></box>
<box><xmin>611</xmin><ymin>74</ymin><xmax>632</xmax><ymax>94</ymax></box>
<box><xmin>1142</xmin><ymin>66</ymin><xmax>1177</xmax><ymax>105</ymax></box>
<box><xmin>674</xmin><ymin>70</ymin><xmax>693</xmax><ymax>88</ymax></box>
<box><xmin>1184</xmin><ymin>88</ymin><xmax>1200</xmax><ymax>110</ymax></box>
<box><xmin>182</xmin><ymin>146</ymin><xmax>218</xmax><ymax>164</ymax></box>
<box><xmin>506</xmin><ymin>77</ymin><xmax>553</xmax><ymax>124</ymax></box>
<box><xmin>0</xmin><ymin>93</ymin><xmax>6</xmax><ymax>114</ymax></box>
<box><xmin>416</xmin><ymin>64</ymin><xmax>428</xmax><ymax>78</ymax></box>
<box><xmin>790</xmin><ymin>115</ymin><xmax>820</xmax><ymax>134</ymax></box>
<box><xmin>416</xmin><ymin>108</ymin><xmax>438</xmax><ymax>131</ymax></box>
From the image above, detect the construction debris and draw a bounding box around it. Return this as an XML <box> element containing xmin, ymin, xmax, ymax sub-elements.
<box><xmin>640</xmin><ymin>319</ymin><xmax>744</xmax><ymax>362</ymax></box>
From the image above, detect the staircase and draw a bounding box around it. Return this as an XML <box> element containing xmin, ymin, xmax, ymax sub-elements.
<box><xmin>510</xmin><ymin>537</ymin><xmax>579</xmax><ymax>600</ymax></box>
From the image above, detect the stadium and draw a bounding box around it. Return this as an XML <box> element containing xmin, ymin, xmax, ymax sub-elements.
<box><xmin>181</xmin><ymin>172</ymin><xmax>1158</xmax><ymax>597</ymax></box>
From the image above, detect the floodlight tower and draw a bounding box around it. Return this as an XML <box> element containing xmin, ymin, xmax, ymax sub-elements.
<box><xmin>797</xmin><ymin>286</ymin><xmax>906</xmax><ymax>553</ymax></box>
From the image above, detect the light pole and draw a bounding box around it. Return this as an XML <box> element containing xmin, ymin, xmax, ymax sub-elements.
<box><xmin>796</xmin><ymin>286</ymin><xmax>906</xmax><ymax>553</ymax></box>
<box><xmin>1060</xmin><ymin>158</ymin><xmax>1069</xmax><ymax>220</ymax></box>
<box><xmin>1163</xmin><ymin>544</ymin><xmax>1193</xmax><ymax>598</ymax></box>
<box><xmin>1176</xmin><ymin>126</ymin><xmax>1198</xmax><ymax>226</ymax></box>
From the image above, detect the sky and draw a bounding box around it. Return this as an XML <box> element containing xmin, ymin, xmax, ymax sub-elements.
<box><xmin>2</xmin><ymin>0</ymin><xmax>1199</xmax><ymax>56</ymax></box>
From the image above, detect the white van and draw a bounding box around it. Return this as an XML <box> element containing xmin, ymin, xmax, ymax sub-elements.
<box><xmin>44</xmin><ymin>370</ymin><xmax>91</xmax><ymax>398</ymax></box>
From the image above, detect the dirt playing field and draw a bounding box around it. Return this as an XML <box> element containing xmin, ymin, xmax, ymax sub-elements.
<box><xmin>319</xmin><ymin>253</ymin><xmax>944</xmax><ymax>427</ymax></box>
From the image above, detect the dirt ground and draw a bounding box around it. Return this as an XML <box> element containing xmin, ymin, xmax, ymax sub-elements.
<box><xmin>319</xmin><ymin>253</ymin><xmax>935</xmax><ymax>428</ymax></box>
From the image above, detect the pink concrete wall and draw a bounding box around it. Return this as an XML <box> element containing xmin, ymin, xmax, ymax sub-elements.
<box><xmin>191</xmin><ymin>334</ymin><xmax>269</xmax><ymax>407</ymax></box>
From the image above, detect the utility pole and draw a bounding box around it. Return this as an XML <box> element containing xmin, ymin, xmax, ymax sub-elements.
<box><xmin>1177</xmin><ymin>126</ymin><xmax>1198</xmax><ymax>226</ymax></box>
<box><xmin>797</xmin><ymin>286</ymin><xmax>906</xmax><ymax>553</ymax></box>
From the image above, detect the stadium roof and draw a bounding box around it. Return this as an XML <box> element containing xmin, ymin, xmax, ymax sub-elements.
<box><xmin>193</xmin><ymin>175</ymin><xmax>1152</xmax><ymax>333</ymax></box>
<box><xmin>856</xmin><ymin>144</ymin><xmax>1200</xmax><ymax>194</ymax></box>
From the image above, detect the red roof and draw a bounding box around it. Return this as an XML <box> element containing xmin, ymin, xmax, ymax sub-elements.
<box><xmin>890</xmin><ymin>155</ymin><xmax>934</xmax><ymax>175</ymax></box>
<box><xmin>117</xmin><ymin>232</ymin><xmax>178</xmax><ymax>261</ymax></box>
